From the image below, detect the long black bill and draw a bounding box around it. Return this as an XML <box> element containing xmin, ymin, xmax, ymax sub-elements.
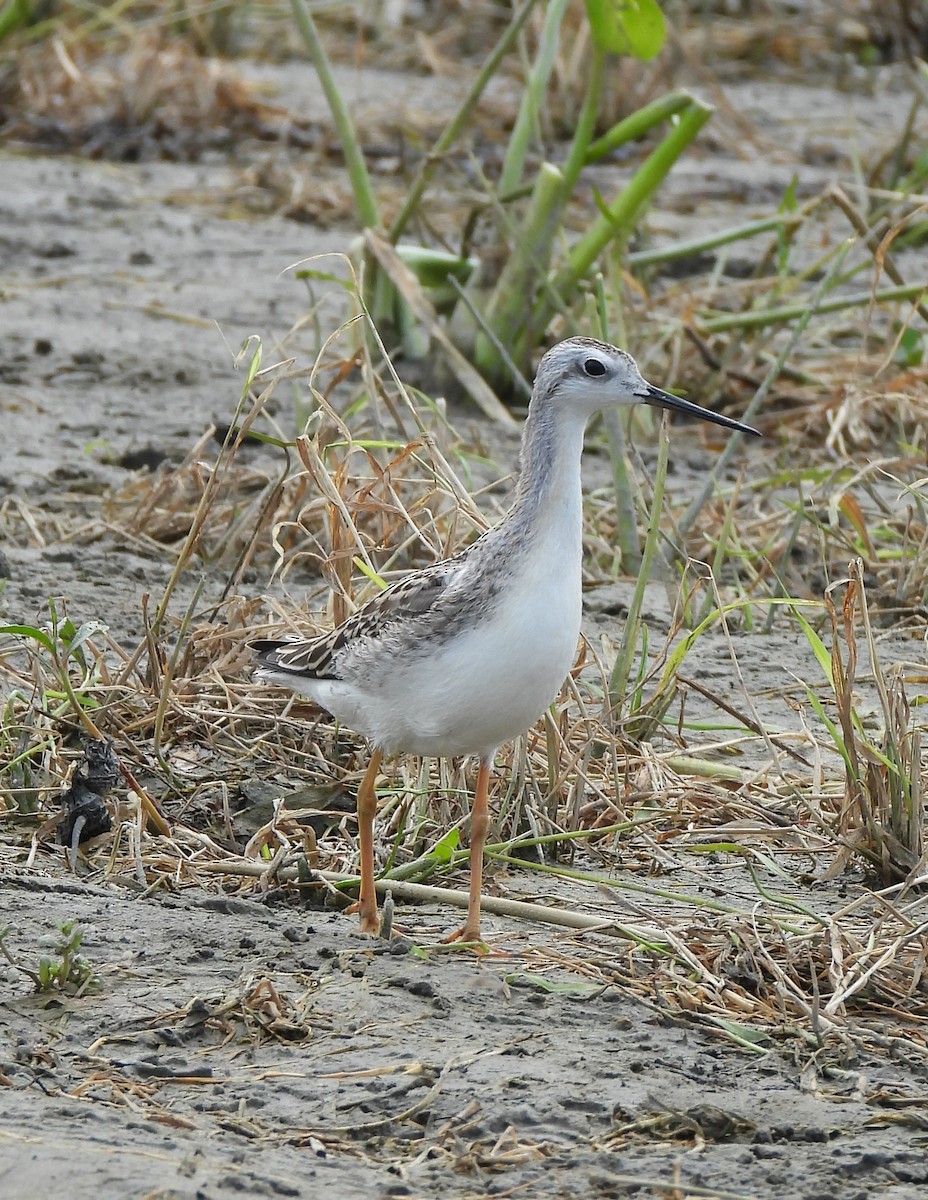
<box><xmin>643</xmin><ymin>384</ymin><xmax>761</xmax><ymax>437</ymax></box>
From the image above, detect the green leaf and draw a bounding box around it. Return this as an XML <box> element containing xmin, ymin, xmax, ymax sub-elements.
<box><xmin>894</xmin><ymin>326</ymin><xmax>924</xmax><ymax>368</ymax></box>
<box><xmin>225</xmin><ymin>427</ymin><xmax>293</xmax><ymax>450</ymax></box>
<box><xmin>0</xmin><ymin>624</ymin><xmax>56</xmax><ymax>654</ymax></box>
<box><xmin>43</xmin><ymin>690</ymin><xmax>101</xmax><ymax>711</ymax></box>
<box><xmin>790</xmin><ymin>605</ymin><xmax>833</xmax><ymax>685</ymax></box>
<box><xmin>590</xmin><ymin>184</ymin><xmax>618</xmax><ymax>226</ymax></box>
<box><xmin>748</xmin><ymin>848</ymin><xmax>796</xmax><ymax>883</ymax></box>
<box><xmin>64</xmin><ymin>621</ymin><xmax>108</xmax><ymax>657</ymax></box>
<box><xmin>38</xmin><ymin>957</ymin><xmax>54</xmax><ymax>989</ymax></box>
<box><xmin>58</xmin><ymin>618</ymin><xmax>78</xmax><ymax>644</ymax></box>
<box><xmin>238</xmin><ymin>335</ymin><xmax>262</xmax><ymax>391</ymax></box>
<box><xmin>688</xmin><ymin>841</ymin><xmax>743</xmax><ymax>854</ymax></box>
<box><xmin>585</xmin><ymin>0</ymin><xmax>666</xmax><ymax>60</ymax></box>
<box><xmin>430</xmin><ymin>828</ymin><xmax>460</xmax><ymax>864</ymax></box>
<box><xmin>710</xmin><ymin>1018</ymin><xmax>771</xmax><ymax>1047</ymax></box>
<box><xmin>505</xmin><ymin>972</ymin><xmax>605</xmax><ymax>996</ymax></box>
<box><xmin>293</xmin><ymin>268</ymin><xmax>352</xmax><ymax>286</ymax></box>
<box><xmin>395</xmin><ymin>245</ymin><xmax>478</xmax><ymax>288</ymax></box>
<box><xmin>352</xmin><ymin>557</ymin><xmax>388</xmax><ymax>590</ymax></box>
<box><xmin>803</xmin><ymin>685</ymin><xmax>858</xmax><ymax>783</ymax></box>
<box><xmin>326</xmin><ymin>439</ymin><xmax>408</xmax><ymax>453</ymax></box>
<box><xmin>778</xmin><ymin>174</ymin><xmax>799</xmax><ymax>214</ymax></box>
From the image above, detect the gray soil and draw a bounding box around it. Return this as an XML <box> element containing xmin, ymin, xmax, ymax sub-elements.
<box><xmin>3</xmin><ymin>872</ymin><xmax>927</xmax><ymax>1200</ymax></box>
<box><xmin>2</xmin><ymin>39</ymin><xmax>928</xmax><ymax>1200</ymax></box>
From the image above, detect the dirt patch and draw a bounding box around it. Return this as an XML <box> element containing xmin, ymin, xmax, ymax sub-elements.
<box><xmin>3</xmin><ymin>870</ymin><xmax>928</xmax><ymax>1200</ymax></box>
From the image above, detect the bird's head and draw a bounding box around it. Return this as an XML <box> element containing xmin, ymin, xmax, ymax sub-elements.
<box><xmin>533</xmin><ymin>337</ymin><xmax>760</xmax><ymax>437</ymax></box>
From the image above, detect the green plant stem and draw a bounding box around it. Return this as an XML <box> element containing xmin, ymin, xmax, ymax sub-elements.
<box><xmin>290</xmin><ymin>0</ymin><xmax>379</xmax><ymax>229</ymax></box>
<box><xmin>478</xmin><ymin>42</ymin><xmax>605</xmax><ymax>378</ymax></box>
<box><xmin>0</xmin><ymin>0</ymin><xmax>31</xmax><ymax>39</ymax></box>
<box><xmin>499</xmin><ymin>0</ymin><xmax>570</xmax><ymax>194</ymax></box>
<box><xmin>604</xmin><ymin>408</ymin><xmax>642</xmax><ymax>574</ymax></box>
<box><xmin>484</xmin><ymin>856</ymin><xmax>806</xmax><ymax>933</ymax></box>
<box><xmin>473</xmin><ymin>163</ymin><xmax>566</xmax><ymax>383</ymax></box>
<box><xmin>514</xmin><ymin>97</ymin><xmax>713</xmax><ymax>360</ymax></box>
<box><xmin>627</xmin><ymin>212</ymin><xmax>810</xmax><ymax>268</ymax></box>
<box><xmin>700</xmin><ymin>281</ymin><xmax>927</xmax><ymax>332</ymax></box>
<box><xmin>388</xmin><ymin>0</ymin><xmax>539</xmax><ymax>243</ymax></box>
<box><xmin>595</xmin><ymin>275</ymin><xmax>641</xmax><ymax>573</ymax></box>
<box><xmin>663</xmin><ymin>754</ymin><xmax>746</xmax><ymax>782</ymax></box>
<box><xmin>559</xmin><ymin>99</ymin><xmax>714</xmax><ymax>293</ymax></box>
<box><xmin>609</xmin><ymin>413</ymin><xmax>670</xmax><ymax>710</ymax></box>
<box><xmin>558</xmin><ymin>45</ymin><xmax>605</xmax><ymax>197</ymax></box>
<box><xmin>447</xmin><ymin>274</ymin><xmax>534</xmax><ymax>400</ymax></box>
<box><xmin>829</xmin><ymin>184</ymin><xmax>928</xmax><ymax>325</ymax></box>
<box><xmin>44</xmin><ymin>617</ymin><xmax>106</xmax><ymax>742</ymax></box>
<box><xmin>585</xmin><ymin>88</ymin><xmax>699</xmax><ymax>162</ymax></box>
<box><xmin>196</xmin><ymin>852</ymin><xmax>810</xmax><ymax>936</ymax></box>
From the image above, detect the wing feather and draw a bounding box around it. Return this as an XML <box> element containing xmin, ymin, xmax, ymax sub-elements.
<box><xmin>252</xmin><ymin>560</ymin><xmax>459</xmax><ymax>681</ymax></box>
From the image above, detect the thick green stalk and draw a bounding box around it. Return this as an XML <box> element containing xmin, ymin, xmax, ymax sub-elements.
<box><xmin>290</xmin><ymin>0</ymin><xmax>379</xmax><ymax>230</ymax></box>
<box><xmin>604</xmin><ymin>408</ymin><xmax>642</xmax><ymax>575</ymax></box>
<box><xmin>499</xmin><ymin>0</ymin><xmax>570</xmax><ymax>194</ymax></box>
<box><xmin>585</xmin><ymin>89</ymin><xmax>698</xmax><ymax>163</ymax></box>
<box><xmin>473</xmin><ymin>163</ymin><xmax>566</xmax><ymax>384</ymax></box>
<box><xmin>388</xmin><ymin>0</ymin><xmax>539</xmax><ymax>242</ymax></box>
<box><xmin>0</xmin><ymin>0</ymin><xmax>31</xmax><ymax>40</ymax></box>
<box><xmin>701</xmin><ymin>281</ymin><xmax>927</xmax><ymax>333</ymax></box>
<box><xmin>513</xmin><ymin>98</ymin><xmax>713</xmax><ymax>365</ymax></box>
<box><xmin>627</xmin><ymin>212</ymin><xmax>809</xmax><ymax>268</ymax></box>
<box><xmin>557</xmin><ymin>98</ymin><xmax>713</xmax><ymax>295</ymax></box>
<box><xmin>596</xmin><ymin>274</ymin><xmax>640</xmax><ymax>572</ymax></box>
<box><xmin>559</xmin><ymin>44</ymin><xmax>605</xmax><ymax>200</ymax></box>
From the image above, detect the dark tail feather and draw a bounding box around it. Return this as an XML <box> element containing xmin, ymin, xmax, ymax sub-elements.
<box><xmin>251</xmin><ymin>639</ymin><xmax>287</xmax><ymax>667</ymax></box>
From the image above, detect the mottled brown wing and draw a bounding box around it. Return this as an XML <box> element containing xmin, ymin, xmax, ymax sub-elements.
<box><xmin>252</xmin><ymin>562</ymin><xmax>457</xmax><ymax>680</ymax></box>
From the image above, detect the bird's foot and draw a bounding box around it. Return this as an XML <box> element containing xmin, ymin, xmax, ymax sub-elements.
<box><xmin>345</xmin><ymin>899</ymin><xmax>382</xmax><ymax>936</ymax></box>
<box><xmin>441</xmin><ymin>923</ymin><xmax>488</xmax><ymax>950</ymax></box>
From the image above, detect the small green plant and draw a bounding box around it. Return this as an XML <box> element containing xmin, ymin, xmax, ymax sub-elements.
<box><xmin>0</xmin><ymin>602</ymin><xmax>107</xmax><ymax>741</ymax></box>
<box><xmin>0</xmin><ymin>921</ymin><xmax>100</xmax><ymax>995</ymax></box>
<box><xmin>0</xmin><ymin>0</ymin><xmax>36</xmax><ymax>44</ymax></box>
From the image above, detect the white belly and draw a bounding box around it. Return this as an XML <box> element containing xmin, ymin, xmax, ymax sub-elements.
<box><xmin>309</xmin><ymin>559</ymin><xmax>582</xmax><ymax>758</ymax></box>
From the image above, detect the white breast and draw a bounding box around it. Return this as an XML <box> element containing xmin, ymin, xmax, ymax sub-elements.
<box><xmin>283</xmin><ymin>453</ymin><xmax>588</xmax><ymax>759</ymax></box>
<box><xmin>319</xmin><ymin>539</ymin><xmax>583</xmax><ymax>758</ymax></box>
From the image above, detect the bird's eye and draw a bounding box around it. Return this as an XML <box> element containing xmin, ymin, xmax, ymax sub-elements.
<box><xmin>583</xmin><ymin>358</ymin><xmax>606</xmax><ymax>377</ymax></box>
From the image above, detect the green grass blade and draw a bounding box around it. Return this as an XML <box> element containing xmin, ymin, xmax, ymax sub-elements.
<box><xmin>0</xmin><ymin>624</ymin><xmax>56</xmax><ymax>654</ymax></box>
<box><xmin>790</xmin><ymin>604</ymin><xmax>834</xmax><ymax>685</ymax></box>
<box><xmin>499</xmin><ymin>0</ymin><xmax>570</xmax><ymax>194</ymax></box>
<box><xmin>609</xmin><ymin>412</ymin><xmax>669</xmax><ymax>710</ymax></box>
<box><xmin>586</xmin><ymin>89</ymin><xmax>694</xmax><ymax>163</ymax></box>
<box><xmin>289</xmin><ymin>0</ymin><xmax>379</xmax><ymax>229</ymax></box>
<box><xmin>388</xmin><ymin>0</ymin><xmax>539</xmax><ymax>243</ymax></box>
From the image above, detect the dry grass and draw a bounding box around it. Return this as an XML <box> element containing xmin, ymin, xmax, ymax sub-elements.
<box><xmin>3</xmin><ymin>309</ymin><xmax>928</xmax><ymax>1056</ymax></box>
<box><xmin>0</xmin><ymin>32</ymin><xmax>271</xmax><ymax>157</ymax></box>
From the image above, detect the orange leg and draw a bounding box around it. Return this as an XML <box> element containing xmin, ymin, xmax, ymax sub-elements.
<box><xmin>356</xmin><ymin>748</ymin><xmax>384</xmax><ymax>934</ymax></box>
<box><xmin>460</xmin><ymin>757</ymin><xmax>491</xmax><ymax>942</ymax></box>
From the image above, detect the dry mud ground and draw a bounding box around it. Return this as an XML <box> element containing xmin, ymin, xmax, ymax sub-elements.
<box><xmin>2</xmin><ymin>51</ymin><xmax>928</xmax><ymax>1200</ymax></box>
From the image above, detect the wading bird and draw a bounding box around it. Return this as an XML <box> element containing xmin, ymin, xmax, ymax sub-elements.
<box><xmin>253</xmin><ymin>337</ymin><xmax>759</xmax><ymax>940</ymax></box>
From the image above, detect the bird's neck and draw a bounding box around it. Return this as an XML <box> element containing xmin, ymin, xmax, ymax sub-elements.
<box><xmin>506</xmin><ymin>404</ymin><xmax>588</xmax><ymax>546</ymax></box>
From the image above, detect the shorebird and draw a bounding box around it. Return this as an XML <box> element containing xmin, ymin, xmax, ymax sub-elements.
<box><xmin>253</xmin><ymin>337</ymin><xmax>760</xmax><ymax>941</ymax></box>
